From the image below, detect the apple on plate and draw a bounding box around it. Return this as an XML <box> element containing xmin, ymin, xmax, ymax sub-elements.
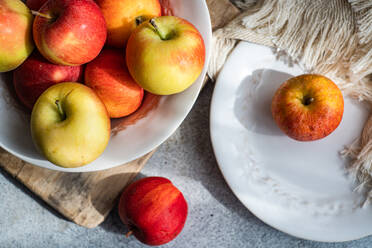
<box><xmin>13</xmin><ymin>52</ymin><xmax>83</xmax><ymax>109</ymax></box>
<box><xmin>0</xmin><ymin>0</ymin><xmax>34</xmax><ymax>72</ymax></box>
<box><xmin>126</xmin><ymin>16</ymin><xmax>205</xmax><ymax>95</ymax></box>
<box><xmin>31</xmin><ymin>82</ymin><xmax>111</xmax><ymax>168</ymax></box>
<box><xmin>32</xmin><ymin>0</ymin><xmax>107</xmax><ymax>66</ymax></box>
<box><xmin>119</xmin><ymin>177</ymin><xmax>188</xmax><ymax>246</ymax></box>
<box><xmin>95</xmin><ymin>0</ymin><xmax>161</xmax><ymax>48</ymax></box>
<box><xmin>85</xmin><ymin>48</ymin><xmax>144</xmax><ymax>118</ymax></box>
<box><xmin>26</xmin><ymin>0</ymin><xmax>47</xmax><ymax>10</ymax></box>
<box><xmin>271</xmin><ymin>74</ymin><xmax>344</xmax><ymax>141</ymax></box>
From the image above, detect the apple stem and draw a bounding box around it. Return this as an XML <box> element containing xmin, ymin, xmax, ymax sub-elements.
<box><xmin>149</xmin><ymin>18</ymin><xmax>167</xmax><ymax>40</ymax></box>
<box><xmin>125</xmin><ymin>230</ymin><xmax>133</xmax><ymax>238</ymax></box>
<box><xmin>135</xmin><ymin>16</ymin><xmax>146</xmax><ymax>26</ymax></box>
<box><xmin>55</xmin><ymin>100</ymin><xmax>65</xmax><ymax>120</ymax></box>
<box><xmin>304</xmin><ymin>97</ymin><xmax>315</xmax><ymax>105</ymax></box>
<box><xmin>31</xmin><ymin>10</ymin><xmax>53</xmax><ymax>19</ymax></box>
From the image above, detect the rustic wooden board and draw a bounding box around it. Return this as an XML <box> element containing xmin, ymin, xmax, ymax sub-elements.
<box><xmin>0</xmin><ymin>0</ymin><xmax>239</xmax><ymax>228</ymax></box>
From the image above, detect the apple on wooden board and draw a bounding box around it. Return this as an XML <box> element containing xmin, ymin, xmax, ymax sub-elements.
<box><xmin>0</xmin><ymin>0</ymin><xmax>34</xmax><ymax>72</ymax></box>
<box><xmin>85</xmin><ymin>49</ymin><xmax>144</xmax><ymax>118</ymax></box>
<box><xmin>32</xmin><ymin>0</ymin><xmax>107</xmax><ymax>66</ymax></box>
<box><xmin>95</xmin><ymin>0</ymin><xmax>161</xmax><ymax>48</ymax></box>
<box><xmin>26</xmin><ymin>0</ymin><xmax>47</xmax><ymax>10</ymax></box>
<box><xmin>31</xmin><ymin>82</ymin><xmax>111</xmax><ymax>168</ymax></box>
<box><xmin>271</xmin><ymin>74</ymin><xmax>344</xmax><ymax>141</ymax></box>
<box><xmin>126</xmin><ymin>16</ymin><xmax>205</xmax><ymax>95</ymax></box>
<box><xmin>119</xmin><ymin>177</ymin><xmax>188</xmax><ymax>246</ymax></box>
<box><xmin>13</xmin><ymin>52</ymin><xmax>83</xmax><ymax>109</ymax></box>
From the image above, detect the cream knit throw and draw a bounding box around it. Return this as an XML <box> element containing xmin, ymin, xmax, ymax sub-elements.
<box><xmin>209</xmin><ymin>0</ymin><xmax>372</xmax><ymax>204</ymax></box>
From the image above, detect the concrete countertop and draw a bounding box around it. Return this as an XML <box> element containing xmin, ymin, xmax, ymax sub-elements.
<box><xmin>1</xmin><ymin>83</ymin><xmax>372</xmax><ymax>248</ymax></box>
<box><xmin>1</xmin><ymin>1</ymin><xmax>371</xmax><ymax>246</ymax></box>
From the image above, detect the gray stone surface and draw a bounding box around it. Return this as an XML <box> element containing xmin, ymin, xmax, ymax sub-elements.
<box><xmin>1</xmin><ymin>83</ymin><xmax>372</xmax><ymax>248</ymax></box>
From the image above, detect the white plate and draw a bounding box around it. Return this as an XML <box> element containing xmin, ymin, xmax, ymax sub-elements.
<box><xmin>210</xmin><ymin>41</ymin><xmax>372</xmax><ymax>242</ymax></box>
<box><xmin>0</xmin><ymin>0</ymin><xmax>212</xmax><ymax>172</ymax></box>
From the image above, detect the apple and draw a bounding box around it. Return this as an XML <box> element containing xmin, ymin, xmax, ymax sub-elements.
<box><xmin>32</xmin><ymin>0</ymin><xmax>107</xmax><ymax>66</ymax></box>
<box><xmin>95</xmin><ymin>0</ymin><xmax>161</xmax><ymax>48</ymax></box>
<box><xmin>271</xmin><ymin>74</ymin><xmax>344</xmax><ymax>141</ymax></box>
<box><xmin>0</xmin><ymin>0</ymin><xmax>34</xmax><ymax>72</ymax></box>
<box><xmin>13</xmin><ymin>52</ymin><xmax>83</xmax><ymax>110</ymax></box>
<box><xmin>126</xmin><ymin>16</ymin><xmax>205</xmax><ymax>95</ymax></box>
<box><xmin>31</xmin><ymin>82</ymin><xmax>111</xmax><ymax>168</ymax></box>
<box><xmin>85</xmin><ymin>49</ymin><xmax>144</xmax><ymax>118</ymax></box>
<box><xmin>119</xmin><ymin>177</ymin><xmax>188</xmax><ymax>246</ymax></box>
<box><xmin>26</xmin><ymin>0</ymin><xmax>47</xmax><ymax>10</ymax></box>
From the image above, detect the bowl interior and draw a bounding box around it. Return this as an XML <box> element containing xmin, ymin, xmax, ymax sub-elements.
<box><xmin>0</xmin><ymin>0</ymin><xmax>212</xmax><ymax>172</ymax></box>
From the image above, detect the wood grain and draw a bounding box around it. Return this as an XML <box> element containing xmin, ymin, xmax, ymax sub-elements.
<box><xmin>0</xmin><ymin>0</ymin><xmax>239</xmax><ymax>228</ymax></box>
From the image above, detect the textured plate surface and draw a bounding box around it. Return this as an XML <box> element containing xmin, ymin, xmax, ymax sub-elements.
<box><xmin>210</xmin><ymin>41</ymin><xmax>372</xmax><ymax>242</ymax></box>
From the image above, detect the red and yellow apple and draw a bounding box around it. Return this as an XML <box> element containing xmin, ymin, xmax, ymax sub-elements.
<box><xmin>13</xmin><ymin>52</ymin><xmax>83</xmax><ymax>109</ymax></box>
<box><xmin>33</xmin><ymin>0</ymin><xmax>107</xmax><ymax>66</ymax></box>
<box><xmin>0</xmin><ymin>0</ymin><xmax>34</xmax><ymax>72</ymax></box>
<box><xmin>119</xmin><ymin>177</ymin><xmax>188</xmax><ymax>246</ymax></box>
<box><xmin>85</xmin><ymin>49</ymin><xmax>144</xmax><ymax>118</ymax></box>
<box><xmin>126</xmin><ymin>16</ymin><xmax>205</xmax><ymax>95</ymax></box>
<box><xmin>271</xmin><ymin>74</ymin><xmax>344</xmax><ymax>141</ymax></box>
<box><xmin>31</xmin><ymin>82</ymin><xmax>111</xmax><ymax>168</ymax></box>
<box><xmin>26</xmin><ymin>0</ymin><xmax>47</xmax><ymax>10</ymax></box>
<box><xmin>95</xmin><ymin>0</ymin><xmax>161</xmax><ymax>48</ymax></box>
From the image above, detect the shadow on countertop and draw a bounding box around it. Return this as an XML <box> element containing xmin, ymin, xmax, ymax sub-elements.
<box><xmin>0</xmin><ymin>168</ymin><xmax>66</xmax><ymax>222</ymax></box>
<box><xmin>98</xmin><ymin>172</ymin><xmax>147</xmax><ymax>235</ymax></box>
<box><xmin>98</xmin><ymin>82</ymin><xmax>259</xmax><ymax>237</ymax></box>
<box><xmin>176</xmin><ymin>82</ymin><xmax>257</xmax><ymax>221</ymax></box>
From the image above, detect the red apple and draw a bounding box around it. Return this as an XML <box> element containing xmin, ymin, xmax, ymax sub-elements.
<box><xmin>13</xmin><ymin>51</ymin><xmax>83</xmax><ymax>109</ymax></box>
<box><xmin>271</xmin><ymin>74</ymin><xmax>344</xmax><ymax>141</ymax></box>
<box><xmin>95</xmin><ymin>0</ymin><xmax>161</xmax><ymax>48</ymax></box>
<box><xmin>119</xmin><ymin>177</ymin><xmax>188</xmax><ymax>246</ymax></box>
<box><xmin>33</xmin><ymin>0</ymin><xmax>107</xmax><ymax>66</ymax></box>
<box><xmin>26</xmin><ymin>0</ymin><xmax>47</xmax><ymax>10</ymax></box>
<box><xmin>85</xmin><ymin>49</ymin><xmax>144</xmax><ymax>118</ymax></box>
<box><xmin>126</xmin><ymin>16</ymin><xmax>205</xmax><ymax>95</ymax></box>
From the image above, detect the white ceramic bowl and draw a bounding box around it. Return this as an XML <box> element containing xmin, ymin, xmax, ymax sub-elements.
<box><xmin>0</xmin><ymin>0</ymin><xmax>212</xmax><ymax>172</ymax></box>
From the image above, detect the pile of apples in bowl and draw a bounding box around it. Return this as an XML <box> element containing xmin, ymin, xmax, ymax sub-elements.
<box><xmin>0</xmin><ymin>0</ymin><xmax>212</xmax><ymax>172</ymax></box>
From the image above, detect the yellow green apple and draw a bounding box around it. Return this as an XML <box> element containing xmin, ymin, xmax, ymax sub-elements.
<box><xmin>126</xmin><ymin>16</ymin><xmax>206</xmax><ymax>95</ymax></box>
<box><xmin>0</xmin><ymin>0</ymin><xmax>34</xmax><ymax>72</ymax></box>
<box><xmin>31</xmin><ymin>82</ymin><xmax>111</xmax><ymax>168</ymax></box>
